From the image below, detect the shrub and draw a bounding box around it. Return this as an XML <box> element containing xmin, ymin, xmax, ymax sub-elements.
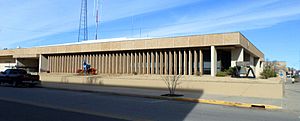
<box><xmin>76</xmin><ymin>68</ymin><xmax>97</xmax><ymax>75</ymax></box>
<box><xmin>88</xmin><ymin>68</ymin><xmax>97</xmax><ymax>75</ymax></box>
<box><xmin>216</xmin><ymin>71</ymin><xmax>227</xmax><ymax>77</ymax></box>
<box><xmin>260</xmin><ymin>66</ymin><xmax>276</xmax><ymax>79</ymax></box>
<box><xmin>292</xmin><ymin>75</ymin><xmax>299</xmax><ymax>79</ymax></box>
<box><xmin>76</xmin><ymin>69</ymin><xmax>84</xmax><ymax>74</ymax></box>
<box><xmin>225</xmin><ymin>67</ymin><xmax>236</xmax><ymax>76</ymax></box>
<box><xmin>133</xmin><ymin>72</ymin><xmax>138</xmax><ymax>75</ymax></box>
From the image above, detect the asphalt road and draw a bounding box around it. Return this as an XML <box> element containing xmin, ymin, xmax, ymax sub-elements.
<box><xmin>0</xmin><ymin>86</ymin><xmax>299</xmax><ymax>121</ymax></box>
<box><xmin>0</xmin><ymin>100</ymin><xmax>126</xmax><ymax>121</ymax></box>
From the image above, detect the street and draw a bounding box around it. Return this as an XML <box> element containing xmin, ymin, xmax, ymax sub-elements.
<box><xmin>0</xmin><ymin>100</ymin><xmax>125</xmax><ymax>121</ymax></box>
<box><xmin>0</xmin><ymin>86</ymin><xmax>299</xmax><ymax>121</ymax></box>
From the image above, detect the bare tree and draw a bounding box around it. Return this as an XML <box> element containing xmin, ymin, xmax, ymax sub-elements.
<box><xmin>161</xmin><ymin>75</ymin><xmax>182</xmax><ymax>96</ymax></box>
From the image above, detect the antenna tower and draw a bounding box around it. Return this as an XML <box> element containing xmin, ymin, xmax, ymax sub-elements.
<box><xmin>78</xmin><ymin>0</ymin><xmax>88</xmax><ymax>42</ymax></box>
<box><xmin>94</xmin><ymin>0</ymin><xmax>100</xmax><ymax>40</ymax></box>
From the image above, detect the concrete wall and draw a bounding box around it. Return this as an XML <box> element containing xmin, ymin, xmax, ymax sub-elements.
<box><xmin>231</xmin><ymin>48</ymin><xmax>244</xmax><ymax>67</ymax></box>
<box><xmin>39</xmin><ymin>55</ymin><xmax>48</xmax><ymax>72</ymax></box>
<box><xmin>40</xmin><ymin>74</ymin><xmax>283</xmax><ymax>99</ymax></box>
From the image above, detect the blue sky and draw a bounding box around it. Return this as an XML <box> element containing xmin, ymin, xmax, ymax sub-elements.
<box><xmin>0</xmin><ymin>0</ymin><xmax>299</xmax><ymax>69</ymax></box>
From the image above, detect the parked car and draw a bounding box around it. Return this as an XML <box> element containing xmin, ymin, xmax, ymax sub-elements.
<box><xmin>0</xmin><ymin>69</ymin><xmax>41</xmax><ymax>87</ymax></box>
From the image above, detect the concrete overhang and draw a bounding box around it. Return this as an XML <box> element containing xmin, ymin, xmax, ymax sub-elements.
<box><xmin>0</xmin><ymin>32</ymin><xmax>264</xmax><ymax>60</ymax></box>
<box><xmin>13</xmin><ymin>54</ymin><xmax>39</xmax><ymax>58</ymax></box>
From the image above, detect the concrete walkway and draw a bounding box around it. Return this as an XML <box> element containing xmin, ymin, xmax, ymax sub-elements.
<box><xmin>41</xmin><ymin>81</ymin><xmax>284</xmax><ymax>110</ymax></box>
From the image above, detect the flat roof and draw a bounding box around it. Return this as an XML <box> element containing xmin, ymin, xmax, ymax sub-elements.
<box><xmin>0</xmin><ymin>32</ymin><xmax>264</xmax><ymax>60</ymax></box>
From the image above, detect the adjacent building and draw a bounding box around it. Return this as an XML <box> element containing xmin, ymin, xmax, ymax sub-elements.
<box><xmin>0</xmin><ymin>32</ymin><xmax>264</xmax><ymax>77</ymax></box>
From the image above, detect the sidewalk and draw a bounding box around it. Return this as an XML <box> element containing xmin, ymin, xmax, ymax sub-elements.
<box><xmin>42</xmin><ymin>82</ymin><xmax>283</xmax><ymax>110</ymax></box>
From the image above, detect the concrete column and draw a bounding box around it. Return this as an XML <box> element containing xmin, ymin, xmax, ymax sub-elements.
<box><xmin>106</xmin><ymin>54</ymin><xmax>108</xmax><ymax>74</ymax></box>
<box><xmin>73</xmin><ymin>55</ymin><xmax>75</xmax><ymax>73</ymax></box>
<box><xmin>112</xmin><ymin>53</ymin><xmax>115</xmax><ymax>74</ymax></box>
<box><xmin>116</xmin><ymin>53</ymin><xmax>123</xmax><ymax>74</ymax></box>
<box><xmin>53</xmin><ymin>56</ymin><xmax>56</xmax><ymax>73</ymax></box>
<box><xmin>155</xmin><ymin>51</ymin><xmax>159</xmax><ymax>74</ymax></box>
<box><xmin>72</xmin><ymin>55</ymin><xmax>75</xmax><ymax>73</ymax></box>
<box><xmin>194</xmin><ymin>50</ymin><xmax>197</xmax><ymax>75</ymax></box>
<box><xmin>100</xmin><ymin>54</ymin><xmax>103</xmax><ymax>74</ymax></box>
<box><xmin>130</xmin><ymin>53</ymin><xmax>134</xmax><ymax>74</ymax></box>
<box><xmin>71</xmin><ymin>55</ymin><xmax>74</xmax><ymax>73</ymax></box>
<box><xmin>90</xmin><ymin>54</ymin><xmax>94</xmax><ymax>68</ymax></box>
<box><xmin>179</xmin><ymin>50</ymin><xmax>182</xmax><ymax>75</ymax></box>
<box><xmin>68</xmin><ymin>55</ymin><xmax>71</xmax><ymax>73</ymax></box>
<box><xmin>119</xmin><ymin>53</ymin><xmax>123</xmax><ymax>74</ymax></box>
<box><xmin>101</xmin><ymin>54</ymin><xmax>104</xmax><ymax>73</ymax></box>
<box><xmin>56</xmin><ymin>56</ymin><xmax>59</xmax><ymax>72</ymax></box>
<box><xmin>127</xmin><ymin>53</ymin><xmax>130</xmax><ymax>74</ymax></box>
<box><xmin>75</xmin><ymin>55</ymin><xmax>80</xmax><ymax>73</ymax></box>
<box><xmin>63</xmin><ymin>55</ymin><xmax>65</xmax><ymax>73</ymax></box>
<box><xmin>67</xmin><ymin>55</ymin><xmax>70</xmax><ymax>73</ymax></box>
<box><xmin>115</xmin><ymin>53</ymin><xmax>118</xmax><ymax>74</ymax></box>
<box><xmin>183</xmin><ymin>50</ymin><xmax>187</xmax><ymax>75</ymax></box>
<box><xmin>95</xmin><ymin>54</ymin><xmax>98</xmax><ymax>74</ymax></box>
<box><xmin>139</xmin><ymin>52</ymin><xmax>142</xmax><ymax>74</ymax></box>
<box><xmin>48</xmin><ymin>56</ymin><xmax>51</xmax><ymax>73</ymax></box>
<box><xmin>189</xmin><ymin>50</ymin><xmax>192</xmax><ymax>75</ymax></box>
<box><xmin>151</xmin><ymin>52</ymin><xmax>155</xmax><ymax>74</ymax></box>
<box><xmin>74</xmin><ymin>55</ymin><xmax>77</xmax><ymax>72</ymax></box>
<box><xmin>70</xmin><ymin>55</ymin><xmax>73</xmax><ymax>73</ymax></box>
<box><xmin>134</xmin><ymin>52</ymin><xmax>137</xmax><ymax>73</ymax></box>
<box><xmin>123</xmin><ymin>53</ymin><xmax>126</xmax><ymax>74</ymax></box>
<box><xmin>169</xmin><ymin>51</ymin><xmax>173</xmax><ymax>75</ymax></box>
<box><xmin>164</xmin><ymin>51</ymin><xmax>168</xmax><ymax>75</ymax></box>
<box><xmin>52</xmin><ymin>56</ymin><xmax>55</xmax><ymax>72</ymax></box>
<box><xmin>61</xmin><ymin>55</ymin><xmax>64</xmax><ymax>73</ymax></box>
<box><xmin>117</xmin><ymin>53</ymin><xmax>122</xmax><ymax>74</ymax></box>
<box><xmin>89</xmin><ymin>54</ymin><xmax>92</xmax><ymax>67</ymax></box>
<box><xmin>160</xmin><ymin>51</ymin><xmax>163</xmax><ymax>74</ymax></box>
<box><xmin>80</xmin><ymin>55</ymin><xmax>83</xmax><ymax>70</ymax></box>
<box><xmin>96</xmin><ymin>54</ymin><xmax>99</xmax><ymax>74</ymax></box>
<box><xmin>65</xmin><ymin>55</ymin><xmax>68</xmax><ymax>73</ymax></box>
<box><xmin>174</xmin><ymin>51</ymin><xmax>178</xmax><ymax>75</ymax></box>
<box><xmin>199</xmin><ymin>49</ymin><xmax>203</xmax><ymax>76</ymax></box>
<box><xmin>147</xmin><ymin>52</ymin><xmax>150</xmax><ymax>74</ymax></box>
<box><xmin>64</xmin><ymin>55</ymin><xmax>68</xmax><ymax>73</ymax></box>
<box><xmin>62</xmin><ymin>55</ymin><xmax>65</xmax><ymax>73</ymax></box>
<box><xmin>69</xmin><ymin>55</ymin><xmax>73</xmax><ymax>73</ymax></box>
<box><xmin>59</xmin><ymin>55</ymin><xmax>62</xmax><ymax>72</ymax></box>
<box><xmin>58</xmin><ymin>55</ymin><xmax>61</xmax><ymax>73</ymax></box>
<box><xmin>142</xmin><ymin>52</ymin><xmax>147</xmax><ymax>74</ymax></box>
<box><xmin>211</xmin><ymin>46</ymin><xmax>217</xmax><ymax>76</ymax></box>
<box><xmin>119</xmin><ymin>53</ymin><xmax>122</xmax><ymax>74</ymax></box>
<box><xmin>231</xmin><ymin>48</ymin><xmax>244</xmax><ymax>67</ymax></box>
<box><xmin>52</xmin><ymin>56</ymin><xmax>54</xmax><ymax>72</ymax></box>
<box><xmin>108</xmin><ymin>53</ymin><xmax>112</xmax><ymax>74</ymax></box>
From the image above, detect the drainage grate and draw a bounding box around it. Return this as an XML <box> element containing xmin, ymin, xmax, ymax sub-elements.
<box><xmin>251</xmin><ymin>105</ymin><xmax>265</xmax><ymax>109</ymax></box>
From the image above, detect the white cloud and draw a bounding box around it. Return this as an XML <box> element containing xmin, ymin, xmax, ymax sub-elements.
<box><xmin>0</xmin><ymin>0</ymin><xmax>201</xmax><ymax>48</ymax></box>
<box><xmin>145</xmin><ymin>0</ymin><xmax>300</xmax><ymax>37</ymax></box>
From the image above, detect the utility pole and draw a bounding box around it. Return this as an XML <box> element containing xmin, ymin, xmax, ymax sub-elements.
<box><xmin>78</xmin><ymin>0</ymin><xmax>88</xmax><ymax>42</ymax></box>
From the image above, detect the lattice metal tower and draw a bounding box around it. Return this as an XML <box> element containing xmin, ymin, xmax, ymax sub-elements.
<box><xmin>78</xmin><ymin>0</ymin><xmax>88</xmax><ymax>42</ymax></box>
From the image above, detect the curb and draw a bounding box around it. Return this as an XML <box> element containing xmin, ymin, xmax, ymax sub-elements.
<box><xmin>43</xmin><ymin>86</ymin><xmax>282</xmax><ymax>110</ymax></box>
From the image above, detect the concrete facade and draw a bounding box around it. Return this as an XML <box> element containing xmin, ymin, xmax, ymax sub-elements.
<box><xmin>0</xmin><ymin>32</ymin><xmax>264</xmax><ymax>77</ymax></box>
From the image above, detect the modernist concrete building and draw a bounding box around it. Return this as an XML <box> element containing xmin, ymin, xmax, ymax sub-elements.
<box><xmin>0</xmin><ymin>32</ymin><xmax>264</xmax><ymax>77</ymax></box>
